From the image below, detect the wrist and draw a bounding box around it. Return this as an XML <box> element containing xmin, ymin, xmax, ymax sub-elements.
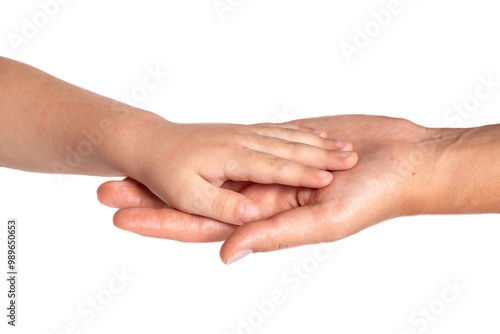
<box><xmin>406</xmin><ymin>126</ymin><xmax>476</xmax><ymax>215</ymax></box>
<box><xmin>95</xmin><ymin>103</ymin><xmax>171</xmax><ymax>177</ymax></box>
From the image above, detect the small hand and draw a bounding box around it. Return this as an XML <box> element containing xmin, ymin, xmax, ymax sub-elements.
<box><xmin>118</xmin><ymin>121</ymin><xmax>357</xmax><ymax>226</ymax></box>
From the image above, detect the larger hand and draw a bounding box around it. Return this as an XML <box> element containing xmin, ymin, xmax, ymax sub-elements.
<box><xmin>97</xmin><ymin>115</ymin><xmax>469</xmax><ymax>264</ymax></box>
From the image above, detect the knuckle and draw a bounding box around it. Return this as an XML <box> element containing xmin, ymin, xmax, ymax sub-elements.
<box><xmin>193</xmin><ymin>220</ymin><xmax>205</xmax><ymax>241</ymax></box>
<box><xmin>267</xmin><ymin>156</ymin><xmax>288</xmax><ymax>171</ymax></box>
<box><xmin>285</xmin><ymin>140</ymin><xmax>300</xmax><ymax>151</ymax></box>
<box><xmin>239</xmin><ymin>149</ymin><xmax>256</xmax><ymax>166</ymax></box>
<box><xmin>210</xmin><ymin>192</ymin><xmax>235</xmax><ymax>220</ymax></box>
<box><xmin>193</xmin><ymin>220</ymin><xmax>218</xmax><ymax>242</ymax></box>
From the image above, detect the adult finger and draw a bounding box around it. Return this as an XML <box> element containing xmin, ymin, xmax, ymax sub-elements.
<box><xmin>97</xmin><ymin>178</ymin><xmax>167</xmax><ymax>209</ymax></box>
<box><xmin>221</xmin><ymin>149</ymin><xmax>336</xmax><ymax>188</ymax></box>
<box><xmin>219</xmin><ymin>204</ymin><xmax>351</xmax><ymax>264</ymax></box>
<box><xmin>113</xmin><ymin>207</ymin><xmax>236</xmax><ymax>242</ymax></box>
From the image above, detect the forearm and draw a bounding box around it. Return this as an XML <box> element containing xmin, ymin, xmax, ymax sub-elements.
<box><xmin>416</xmin><ymin>124</ymin><xmax>500</xmax><ymax>214</ymax></box>
<box><xmin>0</xmin><ymin>56</ymin><xmax>164</xmax><ymax>176</ymax></box>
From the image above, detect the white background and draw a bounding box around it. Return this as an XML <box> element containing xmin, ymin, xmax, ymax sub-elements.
<box><xmin>1</xmin><ymin>0</ymin><xmax>500</xmax><ymax>333</ymax></box>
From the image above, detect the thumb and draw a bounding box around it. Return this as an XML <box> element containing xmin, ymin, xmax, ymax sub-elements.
<box><xmin>165</xmin><ymin>175</ymin><xmax>261</xmax><ymax>226</ymax></box>
<box><xmin>220</xmin><ymin>204</ymin><xmax>334</xmax><ymax>265</ymax></box>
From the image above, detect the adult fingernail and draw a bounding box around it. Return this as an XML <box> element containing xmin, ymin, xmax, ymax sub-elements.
<box><xmin>226</xmin><ymin>249</ymin><xmax>253</xmax><ymax>265</ymax></box>
<box><xmin>317</xmin><ymin>170</ymin><xmax>332</xmax><ymax>179</ymax></box>
<box><xmin>335</xmin><ymin>140</ymin><xmax>350</xmax><ymax>149</ymax></box>
<box><xmin>339</xmin><ymin>151</ymin><xmax>352</xmax><ymax>158</ymax></box>
<box><xmin>238</xmin><ymin>202</ymin><xmax>259</xmax><ymax>223</ymax></box>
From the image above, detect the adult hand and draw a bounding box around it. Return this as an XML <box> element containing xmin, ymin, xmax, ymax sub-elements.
<box><xmin>98</xmin><ymin>115</ymin><xmax>498</xmax><ymax>264</ymax></box>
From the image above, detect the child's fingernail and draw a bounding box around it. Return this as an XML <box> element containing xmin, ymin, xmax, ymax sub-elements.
<box><xmin>313</xmin><ymin>129</ymin><xmax>328</xmax><ymax>138</ymax></box>
<box><xmin>226</xmin><ymin>249</ymin><xmax>253</xmax><ymax>265</ymax></box>
<box><xmin>317</xmin><ymin>170</ymin><xmax>332</xmax><ymax>179</ymax></box>
<box><xmin>335</xmin><ymin>140</ymin><xmax>350</xmax><ymax>149</ymax></box>
<box><xmin>339</xmin><ymin>151</ymin><xmax>352</xmax><ymax>158</ymax></box>
<box><xmin>238</xmin><ymin>202</ymin><xmax>259</xmax><ymax>223</ymax></box>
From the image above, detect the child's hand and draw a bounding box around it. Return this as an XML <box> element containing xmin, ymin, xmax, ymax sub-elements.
<box><xmin>112</xmin><ymin>119</ymin><xmax>357</xmax><ymax>225</ymax></box>
<box><xmin>1</xmin><ymin>56</ymin><xmax>356</xmax><ymax>226</ymax></box>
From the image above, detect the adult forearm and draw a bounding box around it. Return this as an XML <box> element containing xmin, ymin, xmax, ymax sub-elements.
<box><xmin>416</xmin><ymin>124</ymin><xmax>500</xmax><ymax>215</ymax></box>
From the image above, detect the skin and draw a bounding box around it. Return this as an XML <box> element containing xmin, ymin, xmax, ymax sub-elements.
<box><xmin>0</xmin><ymin>56</ymin><xmax>357</xmax><ymax>225</ymax></box>
<box><xmin>97</xmin><ymin>115</ymin><xmax>500</xmax><ymax>264</ymax></box>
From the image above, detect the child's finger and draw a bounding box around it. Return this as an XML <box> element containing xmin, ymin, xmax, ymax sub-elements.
<box><xmin>221</xmin><ymin>149</ymin><xmax>336</xmax><ymax>188</ymax></box>
<box><xmin>254</xmin><ymin>123</ymin><xmax>328</xmax><ymax>138</ymax></box>
<box><xmin>113</xmin><ymin>207</ymin><xmax>236</xmax><ymax>242</ymax></box>
<box><xmin>164</xmin><ymin>176</ymin><xmax>262</xmax><ymax>225</ymax></box>
<box><xmin>244</xmin><ymin>138</ymin><xmax>358</xmax><ymax>171</ymax></box>
<box><xmin>250</xmin><ymin>126</ymin><xmax>353</xmax><ymax>151</ymax></box>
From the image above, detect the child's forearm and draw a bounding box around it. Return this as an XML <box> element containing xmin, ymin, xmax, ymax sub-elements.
<box><xmin>0</xmin><ymin>57</ymin><xmax>359</xmax><ymax>225</ymax></box>
<box><xmin>0</xmin><ymin>56</ymin><xmax>161</xmax><ymax>176</ymax></box>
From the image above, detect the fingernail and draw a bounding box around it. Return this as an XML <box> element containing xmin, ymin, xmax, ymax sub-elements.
<box><xmin>238</xmin><ymin>202</ymin><xmax>259</xmax><ymax>223</ymax></box>
<box><xmin>339</xmin><ymin>151</ymin><xmax>352</xmax><ymax>158</ymax></box>
<box><xmin>335</xmin><ymin>140</ymin><xmax>350</xmax><ymax>149</ymax></box>
<box><xmin>226</xmin><ymin>249</ymin><xmax>253</xmax><ymax>265</ymax></box>
<box><xmin>317</xmin><ymin>170</ymin><xmax>332</xmax><ymax>179</ymax></box>
<box><xmin>313</xmin><ymin>129</ymin><xmax>328</xmax><ymax>138</ymax></box>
